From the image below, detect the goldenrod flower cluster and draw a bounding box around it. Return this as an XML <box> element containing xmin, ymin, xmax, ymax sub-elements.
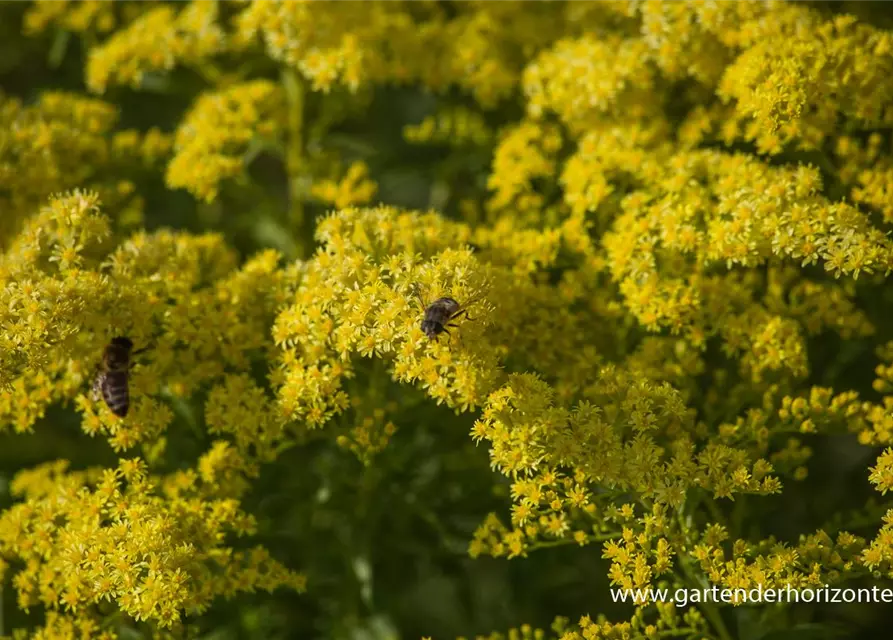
<box><xmin>167</xmin><ymin>81</ymin><xmax>286</xmax><ymax>203</ymax></box>
<box><xmin>4</xmin><ymin>1</ymin><xmax>893</xmax><ymax>638</ymax></box>
<box><xmin>0</xmin><ymin>458</ymin><xmax>305</xmax><ymax>630</ymax></box>
<box><xmin>0</xmin><ymin>92</ymin><xmax>170</xmax><ymax>243</ymax></box>
<box><xmin>403</xmin><ymin>107</ymin><xmax>493</xmax><ymax>149</ymax></box>
<box><xmin>85</xmin><ymin>2</ymin><xmax>225</xmax><ymax>94</ymax></box>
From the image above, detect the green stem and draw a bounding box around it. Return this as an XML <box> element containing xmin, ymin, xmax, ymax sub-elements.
<box><xmin>700</xmin><ymin>596</ymin><xmax>735</xmax><ymax>640</ymax></box>
<box><xmin>676</xmin><ymin>510</ymin><xmax>734</xmax><ymax>640</ymax></box>
<box><xmin>677</xmin><ymin>557</ymin><xmax>735</xmax><ymax>640</ymax></box>
<box><xmin>195</xmin><ymin>61</ymin><xmax>224</xmax><ymax>86</ymax></box>
<box><xmin>48</xmin><ymin>28</ymin><xmax>70</xmax><ymax>68</ymax></box>
<box><xmin>529</xmin><ymin>531</ymin><xmax>622</xmax><ymax>551</ymax></box>
<box><xmin>703</xmin><ymin>494</ymin><xmax>727</xmax><ymax>528</ymax></box>
<box><xmin>282</xmin><ymin>67</ymin><xmax>307</xmax><ymax>257</ymax></box>
<box><xmin>656</xmin><ymin>628</ymin><xmax>710</xmax><ymax>640</ymax></box>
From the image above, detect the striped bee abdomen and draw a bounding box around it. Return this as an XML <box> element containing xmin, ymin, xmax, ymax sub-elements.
<box><xmin>100</xmin><ymin>370</ymin><xmax>130</xmax><ymax>417</ymax></box>
<box><xmin>93</xmin><ymin>336</ymin><xmax>138</xmax><ymax>418</ymax></box>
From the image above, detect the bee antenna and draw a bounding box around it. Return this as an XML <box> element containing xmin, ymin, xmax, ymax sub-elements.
<box><xmin>458</xmin><ymin>290</ymin><xmax>487</xmax><ymax>313</ymax></box>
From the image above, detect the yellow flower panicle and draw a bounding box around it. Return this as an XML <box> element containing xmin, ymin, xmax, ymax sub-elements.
<box><xmin>24</xmin><ymin>0</ymin><xmax>119</xmax><ymax>35</ymax></box>
<box><xmin>691</xmin><ymin>526</ymin><xmax>865</xmax><ymax>593</ymax></box>
<box><xmin>274</xmin><ymin>206</ymin><xmax>500</xmax><ymax>418</ymax></box>
<box><xmin>523</xmin><ymin>36</ymin><xmax>655</xmax><ymax>130</ymax></box>
<box><xmin>593</xmin><ymin>149</ymin><xmax>892</xmax><ymax>382</ymax></box>
<box><xmin>403</xmin><ymin>106</ymin><xmax>493</xmax><ymax>148</ymax></box>
<box><xmin>86</xmin><ymin>1</ymin><xmax>226</xmax><ymax>94</ymax></box>
<box><xmin>2</xmin><ymin>193</ymin><xmax>289</xmax><ymax>449</ymax></box>
<box><xmin>311</xmin><ymin>160</ymin><xmax>378</xmax><ymax>210</ymax></box>
<box><xmin>0</xmin><ymin>191</ymin><xmax>111</xmax><ymax>400</ymax></box>
<box><xmin>235</xmin><ymin>1</ymin><xmax>562</xmax><ymax>103</ymax></box>
<box><xmin>205</xmin><ymin>375</ymin><xmax>287</xmax><ymax>470</ymax></box>
<box><xmin>0</xmin><ymin>92</ymin><xmax>170</xmax><ymax>246</ymax></box>
<box><xmin>719</xmin><ymin>16</ymin><xmax>893</xmax><ymax>154</ymax></box>
<box><xmin>166</xmin><ymin>80</ymin><xmax>286</xmax><ymax>203</ymax></box>
<box><xmin>487</xmin><ymin>121</ymin><xmax>563</xmax><ymax>217</ymax></box>
<box><xmin>834</xmin><ymin>134</ymin><xmax>893</xmax><ymax>225</ymax></box>
<box><xmin>272</xmin><ymin>203</ymin><xmax>628</xmax><ymax>425</ymax></box>
<box><xmin>0</xmin><ymin>459</ymin><xmax>305</xmax><ymax>632</ymax></box>
<box><xmin>336</xmin><ymin>401</ymin><xmax>399</xmax><ymax>466</ymax></box>
<box><xmin>470</xmin><ymin>370</ymin><xmax>780</xmax><ymax>559</ymax></box>
<box><xmin>0</xmin><ymin>193</ymin><xmax>304</xmax><ymax>628</ymax></box>
<box><xmin>235</xmin><ymin>0</ymin><xmax>413</xmax><ymax>94</ymax></box>
<box><xmin>864</xmin><ymin>448</ymin><xmax>893</xmax><ymax>576</ymax></box>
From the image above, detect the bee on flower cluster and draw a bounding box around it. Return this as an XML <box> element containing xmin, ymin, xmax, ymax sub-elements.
<box><xmin>92</xmin><ymin>336</ymin><xmax>146</xmax><ymax>417</ymax></box>
<box><xmin>414</xmin><ymin>285</ymin><xmax>483</xmax><ymax>341</ymax></box>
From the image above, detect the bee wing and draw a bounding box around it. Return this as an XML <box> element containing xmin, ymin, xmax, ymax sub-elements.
<box><xmin>91</xmin><ymin>373</ymin><xmax>104</xmax><ymax>402</ymax></box>
<box><xmin>409</xmin><ymin>282</ymin><xmax>429</xmax><ymax>312</ymax></box>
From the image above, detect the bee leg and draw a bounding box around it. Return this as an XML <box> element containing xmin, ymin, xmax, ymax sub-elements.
<box><xmin>446</xmin><ymin>323</ymin><xmax>466</xmax><ymax>349</ymax></box>
<box><xmin>454</xmin><ymin>309</ymin><xmax>477</xmax><ymax>323</ymax></box>
<box><xmin>130</xmin><ymin>346</ymin><xmax>150</xmax><ymax>370</ymax></box>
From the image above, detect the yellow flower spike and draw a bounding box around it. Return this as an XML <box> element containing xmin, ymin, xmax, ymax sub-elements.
<box><xmin>404</xmin><ymin>106</ymin><xmax>493</xmax><ymax>148</ymax></box>
<box><xmin>24</xmin><ymin>0</ymin><xmax>121</xmax><ymax>35</ymax></box>
<box><xmin>0</xmin><ymin>459</ymin><xmax>302</xmax><ymax>631</ymax></box>
<box><xmin>0</xmin><ymin>91</ymin><xmax>163</xmax><ymax>245</ymax></box>
<box><xmin>487</xmin><ymin>121</ymin><xmax>563</xmax><ymax>218</ymax></box>
<box><xmin>166</xmin><ymin>81</ymin><xmax>286</xmax><ymax>203</ymax></box>
<box><xmin>718</xmin><ymin>14</ymin><xmax>893</xmax><ymax>154</ymax></box>
<box><xmin>523</xmin><ymin>35</ymin><xmax>656</xmax><ymax>130</ymax></box>
<box><xmin>312</xmin><ymin>160</ymin><xmax>379</xmax><ymax>210</ymax></box>
<box><xmin>274</xmin><ymin>207</ymin><xmax>508</xmax><ymax>415</ymax></box>
<box><xmin>86</xmin><ymin>1</ymin><xmax>226</xmax><ymax>94</ymax></box>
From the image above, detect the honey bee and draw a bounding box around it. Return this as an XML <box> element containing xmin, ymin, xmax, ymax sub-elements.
<box><xmin>92</xmin><ymin>337</ymin><xmax>146</xmax><ymax>417</ymax></box>
<box><xmin>414</xmin><ymin>286</ymin><xmax>482</xmax><ymax>341</ymax></box>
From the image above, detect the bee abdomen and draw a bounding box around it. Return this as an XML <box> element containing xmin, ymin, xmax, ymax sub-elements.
<box><xmin>101</xmin><ymin>372</ymin><xmax>130</xmax><ymax>417</ymax></box>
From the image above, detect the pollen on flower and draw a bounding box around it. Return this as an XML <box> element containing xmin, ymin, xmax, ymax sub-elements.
<box><xmin>166</xmin><ymin>81</ymin><xmax>286</xmax><ymax>203</ymax></box>
<box><xmin>86</xmin><ymin>1</ymin><xmax>226</xmax><ymax>94</ymax></box>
